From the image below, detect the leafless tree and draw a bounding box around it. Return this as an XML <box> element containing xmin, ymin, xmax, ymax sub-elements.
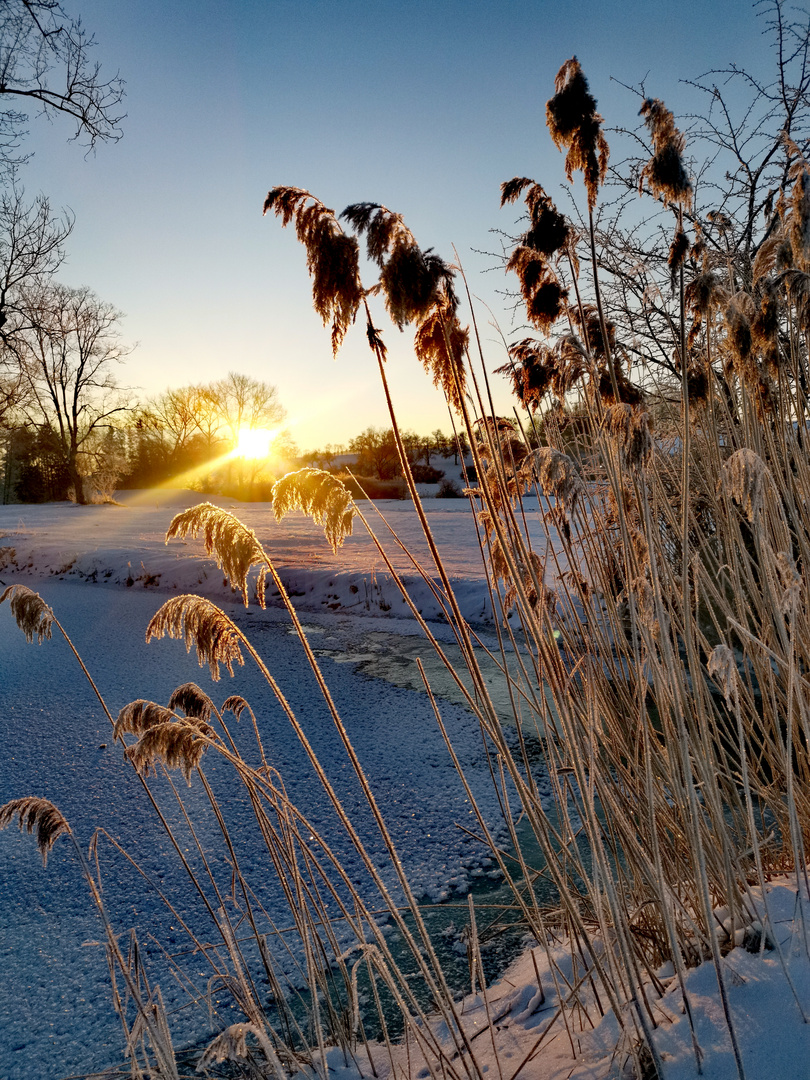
<box><xmin>0</xmin><ymin>187</ymin><xmax>72</xmax><ymax>418</ymax></box>
<box><xmin>589</xmin><ymin>0</ymin><xmax>810</xmax><ymax>388</ymax></box>
<box><xmin>15</xmin><ymin>282</ymin><xmax>130</xmax><ymax>501</ymax></box>
<box><xmin>0</xmin><ymin>0</ymin><xmax>124</xmax><ymax>178</ymax></box>
<box><xmin>202</xmin><ymin>371</ymin><xmax>286</xmax><ymax>447</ymax></box>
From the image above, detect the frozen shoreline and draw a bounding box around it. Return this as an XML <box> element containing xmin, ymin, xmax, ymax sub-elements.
<box><xmin>0</xmin><ymin>491</ymin><xmax>564</xmax><ymax>629</ymax></box>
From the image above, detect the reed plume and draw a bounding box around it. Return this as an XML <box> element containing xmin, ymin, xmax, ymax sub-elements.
<box><xmin>789</xmin><ymin>165</ymin><xmax>810</xmax><ymax>269</ymax></box>
<box><xmin>263</xmin><ymin>187</ymin><xmax>362</xmax><ymax>354</ymax></box>
<box><xmin>167</xmin><ymin>682</ymin><xmax>215</xmax><ymax>723</ymax></box>
<box><xmin>707</xmin><ymin>644</ymin><xmax>738</xmax><ymax>707</ymax></box>
<box><xmin>221</xmin><ymin>694</ymin><xmax>251</xmax><ymax>719</ymax></box>
<box><xmin>602</xmin><ymin>403</ymin><xmax>653</xmax><ymax>470</ymax></box>
<box><xmin>341</xmin><ymin>202</ymin><xmax>457</xmax><ymax>326</ymax></box>
<box><xmin>500</xmin><ymin>178</ymin><xmax>571</xmax><ymax>255</ymax></box>
<box><xmin>114</xmin><ymin>699</ymin><xmax>179</xmax><ymax>743</ymax></box>
<box><xmin>341</xmin><ymin>201</ymin><xmax>469</xmax><ymax>408</ymax></box>
<box><xmin>639</xmin><ymin>98</ymin><xmax>692</xmax><ymax>208</ymax></box>
<box><xmin>522</xmin><ymin>446</ymin><xmax>585</xmax><ymax>519</ymax></box>
<box><xmin>166</xmin><ymin>503</ymin><xmax>268</xmax><ymax>607</ymax></box>
<box><xmin>0</xmin><ymin>584</ymin><xmax>54</xmax><ymax>643</ymax></box>
<box><xmin>271</xmin><ymin>468</ymin><xmax>355</xmax><ymax>552</ymax></box>
<box><xmin>721</xmin><ymin>448</ymin><xmax>769</xmax><ymax>521</ymax></box>
<box><xmin>0</xmin><ymin>797</ymin><xmax>69</xmax><ymax>867</ymax></box>
<box><xmin>197</xmin><ymin>1022</ymin><xmax>284</xmax><ymax>1076</ymax></box>
<box><xmin>505</xmin><ymin>246</ymin><xmax>568</xmax><ymax>331</ymax></box>
<box><xmin>146</xmin><ymin>595</ymin><xmax>245</xmax><ymax>681</ymax></box>
<box><xmin>545</xmin><ymin>57</ymin><xmax>609</xmax><ymax>209</ymax></box>
<box><xmin>124</xmin><ymin>716</ymin><xmax>215</xmax><ymax>783</ymax></box>
<box><xmin>413</xmin><ymin>300</ymin><xmax>469</xmax><ymax>412</ymax></box>
<box><xmin>495</xmin><ymin>339</ymin><xmax>554</xmax><ymax>411</ymax></box>
<box><xmin>501</xmin><ymin>179</ymin><xmax>571</xmax><ymax>332</ymax></box>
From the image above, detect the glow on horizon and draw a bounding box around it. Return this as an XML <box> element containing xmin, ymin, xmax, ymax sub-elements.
<box><xmin>234</xmin><ymin>426</ymin><xmax>277</xmax><ymax>459</ymax></box>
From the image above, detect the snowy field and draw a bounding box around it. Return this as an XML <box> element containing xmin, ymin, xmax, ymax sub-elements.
<box><xmin>1</xmin><ymin>493</ymin><xmax>810</xmax><ymax>1080</ymax></box>
<box><xmin>0</xmin><ymin>493</ymin><xmax>535</xmax><ymax>1078</ymax></box>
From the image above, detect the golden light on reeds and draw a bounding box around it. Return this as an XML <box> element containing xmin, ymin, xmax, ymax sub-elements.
<box><xmin>0</xmin><ymin>584</ymin><xmax>54</xmax><ymax>643</ymax></box>
<box><xmin>166</xmin><ymin>503</ymin><xmax>268</xmax><ymax>607</ymax></box>
<box><xmin>271</xmin><ymin>467</ymin><xmax>355</xmax><ymax>552</ymax></box>
<box><xmin>146</xmin><ymin>594</ymin><xmax>245</xmax><ymax>680</ymax></box>
<box><xmin>0</xmin><ymin>797</ymin><xmax>69</xmax><ymax>866</ymax></box>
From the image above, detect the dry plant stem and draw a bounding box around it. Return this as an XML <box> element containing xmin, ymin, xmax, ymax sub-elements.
<box><xmin>190</xmin><ymin>605</ymin><xmax>486</xmax><ymax>1079</ymax></box>
<box><xmin>52</xmin><ymin>614</ymin><xmax>116</xmax><ymax>726</ymax></box>
<box><xmin>588</xmin><ymin>207</ymin><xmax>620</xmax><ymax>401</ymax></box>
<box><xmin>64</xmin><ymin>822</ymin><xmax>181</xmax><ymax>1079</ymax></box>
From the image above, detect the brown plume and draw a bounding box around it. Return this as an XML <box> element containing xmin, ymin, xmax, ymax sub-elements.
<box><xmin>0</xmin><ymin>797</ymin><xmax>69</xmax><ymax>867</ymax></box>
<box><xmin>125</xmin><ymin>718</ymin><xmax>215</xmax><ymax>784</ymax></box>
<box><xmin>413</xmin><ymin>301</ymin><xmax>469</xmax><ymax>411</ymax></box>
<box><xmin>263</xmin><ymin>187</ymin><xmax>362</xmax><ymax>354</ymax></box>
<box><xmin>166</xmin><ymin>503</ymin><xmax>268</xmax><ymax>607</ymax></box>
<box><xmin>271</xmin><ymin>468</ymin><xmax>355</xmax><ymax>552</ymax></box>
<box><xmin>341</xmin><ymin>202</ymin><xmax>458</xmax><ymax>327</ymax></box>
<box><xmin>114</xmin><ymin>699</ymin><xmax>179</xmax><ymax>743</ymax></box>
<box><xmin>146</xmin><ymin>596</ymin><xmax>245</xmax><ymax>681</ymax></box>
<box><xmin>639</xmin><ymin>99</ymin><xmax>692</xmax><ymax>207</ymax></box>
<box><xmin>0</xmin><ymin>584</ymin><xmax>54</xmax><ymax>643</ymax></box>
<box><xmin>506</xmin><ymin>246</ymin><xmax>568</xmax><ymax>332</ymax></box>
<box><xmin>546</xmin><ymin>58</ymin><xmax>609</xmax><ymax>210</ymax></box>
<box><xmin>167</xmin><ymin>683</ymin><xmax>215</xmax><ymax>723</ymax></box>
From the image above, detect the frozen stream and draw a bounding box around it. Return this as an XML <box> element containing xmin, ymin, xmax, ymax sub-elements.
<box><xmin>0</xmin><ymin>580</ymin><xmax>524</xmax><ymax>1080</ymax></box>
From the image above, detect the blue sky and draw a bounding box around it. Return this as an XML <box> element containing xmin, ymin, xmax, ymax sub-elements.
<box><xmin>20</xmin><ymin>0</ymin><xmax>765</xmax><ymax>450</ymax></box>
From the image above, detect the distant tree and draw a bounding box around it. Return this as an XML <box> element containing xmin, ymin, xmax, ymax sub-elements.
<box><xmin>349</xmin><ymin>427</ymin><xmax>402</xmax><ymax>479</ymax></box>
<box><xmin>4</xmin><ymin>422</ymin><xmax>69</xmax><ymax>501</ymax></box>
<box><xmin>130</xmin><ymin>385</ymin><xmax>214</xmax><ymax>484</ymax></box>
<box><xmin>14</xmin><ymin>283</ymin><xmax>131</xmax><ymax>502</ymax></box>
<box><xmin>202</xmin><ymin>372</ymin><xmax>286</xmax><ymax>448</ymax></box>
<box><xmin>0</xmin><ymin>0</ymin><xmax>124</xmax><ymax>179</ymax></box>
<box><xmin>429</xmin><ymin>428</ymin><xmax>449</xmax><ymax>461</ymax></box>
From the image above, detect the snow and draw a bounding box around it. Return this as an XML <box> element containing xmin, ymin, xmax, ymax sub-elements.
<box><xmin>0</xmin><ymin>494</ymin><xmax>539</xmax><ymax>1078</ymax></box>
<box><xmin>0</xmin><ymin>490</ymin><xmax>567</xmax><ymax>625</ymax></box>
<box><xmin>1</xmin><ymin>493</ymin><xmax>808</xmax><ymax>1080</ymax></box>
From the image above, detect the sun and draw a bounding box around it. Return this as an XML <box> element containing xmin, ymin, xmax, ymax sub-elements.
<box><xmin>234</xmin><ymin>426</ymin><xmax>277</xmax><ymax>459</ymax></box>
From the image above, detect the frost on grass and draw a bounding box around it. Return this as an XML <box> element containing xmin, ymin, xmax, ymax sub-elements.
<box><xmin>0</xmin><ymin>584</ymin><xmax>54</xmax><ymax>643</ymax></box>
<box><xmin>271</xmin><ymin>467</ymin><xmax>355</xmax><ymax>553</ymax></box>
<box><xmin>166</xmin><ymin>503</ymin><xmax>268</xmax><ymax>607</ymax></box>
<box><xmin>146</xmin><ymin>594</ymin><xmax>245</xmax><ymax>681</ymax></box>
<box><xmin>0</xmin><ymin>797</ymin><xmax>69</xmax><ymax>867</ymax></box>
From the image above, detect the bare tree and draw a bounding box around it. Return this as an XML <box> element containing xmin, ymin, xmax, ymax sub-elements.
<box><xmin>0</xmin><ymin>0</ymin><xmax>124</xmax><ymax>178</ymax></box>
<box><xmin>0</xmin><ymin>188</ymin><xmax>72</xmax><ymax>418</ymax></box>
<box><xmin>16</xmin><ymin>282</ymin><xmax>130</xmax><ymax>501</ymax></box>
<box><xmin>202</xmin><ymin>372</ymin><xmax>286</xmax><ymax>447</ymax></box>
<box><xmin>591</xmin><ymin>0</ymin><xmax>810</xmax><ymax>386</ymax></box>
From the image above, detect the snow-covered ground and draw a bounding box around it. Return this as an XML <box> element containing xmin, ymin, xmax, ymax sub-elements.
<box><xmin>1</xmin><ymin>493</ymin><xmax>809</xmax><ymax>1080</ymax></box>
<box><xmin>0</xmin><ymin>489</ymin><xmax>565</xmax><ymax>624</ymax></box>
<box><xmin>0</xmin><ymin>493</ymin><xmax>537</xmax><ymax>1078</ymax></box>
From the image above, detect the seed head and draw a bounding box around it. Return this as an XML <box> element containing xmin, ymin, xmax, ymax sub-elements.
<box><xmin>0</xmin><ymin>584</ymin><xmax>54</xmax><ymax>643</ymax></box>
<box><xmin>546</xmin><ymin>58</ymin><xmax>609</xmax><ymax>210</ymax></box>
<box><xmin>0</xmin><ymin>797</ymin><xmax>69</xmax><ymax>867</ymax></box>
<box><xmin>639</xmin><ymin>98</ymin><xmax>692</xmax><ymax>208</ymax></box>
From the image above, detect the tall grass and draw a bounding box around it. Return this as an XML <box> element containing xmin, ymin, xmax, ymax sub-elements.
<box><xmin>5</xmin><ymin>15</ymin><xmax>810</xmax><ymax>1078</ymax></box>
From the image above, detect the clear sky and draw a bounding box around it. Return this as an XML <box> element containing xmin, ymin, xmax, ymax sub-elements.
<box><xmin>19</xmin><ymin>0</ymin><xmax>765</xmax><ymax>452</ymax></box>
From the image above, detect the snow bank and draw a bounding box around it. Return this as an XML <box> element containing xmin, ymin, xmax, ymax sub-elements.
<box><xmin>0</xmin><ymin>491</ymin><xmax>565</xmax><ymax>626</ymax></box>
